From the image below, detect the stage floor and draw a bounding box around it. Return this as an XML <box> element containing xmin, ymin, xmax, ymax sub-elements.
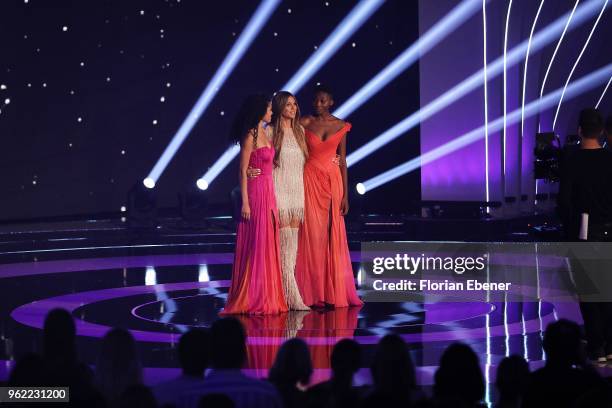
<box><xmin>0</xmin><ymin>221</ymin><xmax>610</xmax><ymax>404</ymax></box>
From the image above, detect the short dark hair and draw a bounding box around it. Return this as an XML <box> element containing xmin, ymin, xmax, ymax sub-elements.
<box><xmin>578</xmin><ymin>108</ymin><xmax>603</xmax><ymax>138</ymax></box>
<box><xmin>178</xmin><ymin>329</ymin><xmax>210</xmax><ymax>376</ymax></box>
<box><xmin>313</xmin><ymin>84</ymin><xmax>333</xmax><ymax>99</ymax></box>
<box><xmin>210</xmin><ymin>317</ymin><xmax>246</xmax><ymax>369</ymax></box>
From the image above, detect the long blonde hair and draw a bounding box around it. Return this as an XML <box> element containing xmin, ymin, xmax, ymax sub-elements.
<box><xmin>271</xmin><ymin>91</ymin><xmax>308</xmax><ymax>167</ymax></box>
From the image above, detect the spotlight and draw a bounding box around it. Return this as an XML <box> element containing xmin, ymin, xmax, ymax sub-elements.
<box><xmin>145</xmin><ymin>266</ymin><xmax>157</xmax><ymax>286</ymax></box>
<box><xmin>346</xmin><ymin>0</ymin><xmax>606</xmax><ymax>167</ymax></box>
<box><xmin>144</xmin><ymin>0</ymin><xmax>281</xmax><ymax>186</ymax></box>
<box><xmin>356</xmin><ymin>183</ymin><xmax>366</xmax><ymax>195</ymax></box>
<box><xmin>552</xmin><ymin>0</ymin><xmax>608</xmax><ymax>131</ymax></box>
<box><xmin>333</xmin><ymin>0</ymin><xmax>482</xmax><ymax>119</ymax></box>
<box><xmin>143</xmin><ymin>177</ymin><xmax>155</xmax><ymax>189</ymax></box>
<box><xmin>196</xmin><ymin>178</ymin><xmax>209</xmax><ymax>191</ymax></box>
<box><xmin>127</xmin><ymin>182</ymin><xmax>158</xmax><ymax>229</ymax></box>
<box><xmin>537</xmin><ymin>0</ymin><xmax>580</xmax><ymax>132</ymax></box>
<box><xmin>359</xmin><ymin>62</ymin><xmax>612</xmax><ymax>192</ymax></box>
<box><xmin>595</xmin><ymin>76</ymin><xmax>611</xmax><ymax>109</ymax></box>
<box><xmin>198</xmin><ymin>0</ymin><xmax>384</xmax><ymax>188</ymax></box>
<box><xmin>520</xmin><ymin>0</ymin><xmax>545</xmax><ymax>137</ymax></box>
<box><xmin>199</xmin><ymin>145</ymin><xmax>240</xmax><ymax>193</ymax></box>
<box><xmin>283</xmin><ymin>0</ymin><xmax>385</xmax><ymax>93</ymax></box>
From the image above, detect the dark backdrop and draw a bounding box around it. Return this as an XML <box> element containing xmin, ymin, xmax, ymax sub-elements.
<box><xmin>0</xmin><ymin>0</ymin><xmax>420</xmax><ymax>221</ymax></box>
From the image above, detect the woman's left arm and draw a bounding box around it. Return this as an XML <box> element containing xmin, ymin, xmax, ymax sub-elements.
<box><xmin>337</xmin><ymin>134</ymin><xmax>349</xmax><ymax>215</ymax></box>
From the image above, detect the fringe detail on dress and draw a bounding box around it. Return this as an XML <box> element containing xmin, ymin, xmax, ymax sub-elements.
<box><xmin>278</xmin><ymin>207</ymin><xmax>304</xmax><ymax>226</ymax></box>
<box><xmin>279</xmin><ymin>227</ymin><xmax>309</xmax><ymax>310</ymax></box>
<box><xmin>273</xmin><ymin>128</ymin><xmax>305</xmax><ymax>225</ymax></box>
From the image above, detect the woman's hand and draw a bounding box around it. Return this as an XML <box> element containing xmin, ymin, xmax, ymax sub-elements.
<box><xmin>241</xmin><ymin>203</ymin><xmax>251</xmax><ymax>221</ymax></box>
<box><xmin>340</xmin><ymin>196</ymin><xmax>349</xmax><ymax>216</ymax></box>
<box><xmin>332</xmin><ymin>154</ymin><xmax>343</xmax><ymax>166</ymax></box>
<box><xmin>247</xmin><ymin>166</ymin><xmax>261</xmax><ymax>178</ymax></box>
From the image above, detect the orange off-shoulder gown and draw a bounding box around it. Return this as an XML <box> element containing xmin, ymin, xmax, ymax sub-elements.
<box><xmin>295</xmin><ymin>123</ymin><xmax>363</xmax><ymax>308</ymax></box>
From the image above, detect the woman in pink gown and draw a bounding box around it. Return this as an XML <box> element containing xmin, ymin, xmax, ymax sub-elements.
<box><xmin>222</xmin><ymin>94</ymin><xmax>288</xmax><ymax>315</ymax></box>
<box><xmin>296</xmin><ymin>87</ymin><xmax>363</xmax><ymax>308</ymax></box>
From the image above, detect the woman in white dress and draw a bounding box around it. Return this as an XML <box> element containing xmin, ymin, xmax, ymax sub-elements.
<box><xmin>266</xmin><ymin>91</ymin><xmax>310</xmax><ymax>310</ymax></box>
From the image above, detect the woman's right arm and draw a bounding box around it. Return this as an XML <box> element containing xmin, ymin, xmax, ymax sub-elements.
<box><xmin>239</xmin><ymin>132</ymin><xmax>254</xmax><ymax>220</ymax></box>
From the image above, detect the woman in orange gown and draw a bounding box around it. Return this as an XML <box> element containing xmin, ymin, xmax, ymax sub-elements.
<box><xmin>295</xmin><ymin>87</ymin><xmax>363</xmax><ymax>308</ymax></box>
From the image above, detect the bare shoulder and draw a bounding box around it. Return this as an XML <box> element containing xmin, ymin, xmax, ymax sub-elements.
<box><xmin>331</xmin><ymin>116</ymin><xmax>346</xmax><ymax>127</ymax></box>
<box><xmin>300</xmin><ymin>115</ymin><xmax>314</xmax><ymax>126</ymax></box>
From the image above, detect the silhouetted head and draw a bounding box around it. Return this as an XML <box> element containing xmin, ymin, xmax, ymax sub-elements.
<box><xmin>8</xmin><ymin>353</ymin><xmax>45</xmax><ymax>386</ymax></box>
<box><xmin>43</xmin><ymin>308</ymin><xmax>77</xmax><ymax>364</ymax></box>
<box><xmin>371</xmin><ymin>334</ymin><xmax>416</xmax><ymax>394</ymax></box>
<box><xmin>268</xmin><ymin>338</ymin><xmax>312</xmax><ymax>386</ymax></box>
<box><xmin>331</xmin><ymin>339</ymin><xmax>361</xmax><ymax>379</ymax></box>
<box><xmin>95</xmin><ymin>328</ymin><xmax>142</xmax><ymax>404</ymax></box>
<box><xmin>434</xmin><ymin>343</ymin><xmax>485</xmax><ymax>405</ymax></box>
<box><xmin>210</xmin><ymin>317</ymin><xmax>246</xmax><ymax>369</ymax></box>
<box><xmin>178</xmin><ymin>328</ymin><xmax>210</xmax><ymax>377</ymax></box>
<box><xmin>542</xmin><ymin>319</ymin><xmax>582</xmax><ymax>367</ymax></box>
<box><xmin>578</xmin><ymin>108</ymin><xmax>603</xmax><ymax>139</ymax></box>
<box><xmin>496</xmin><ymin>355</ymin><xmax>529</xmax><ymax>402</ymax></box>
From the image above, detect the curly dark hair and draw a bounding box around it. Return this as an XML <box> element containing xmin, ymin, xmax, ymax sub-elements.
<box><xmin>229</xmin><ymin>94</ymin><xmax>270</xmax><ymax>148</ymax></box>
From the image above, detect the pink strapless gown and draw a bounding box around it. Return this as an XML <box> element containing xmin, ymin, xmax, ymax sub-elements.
<box><xmin>222</xmin><ymin>146</ymin><xmax>288</xmax><ymax>315</ymax></box>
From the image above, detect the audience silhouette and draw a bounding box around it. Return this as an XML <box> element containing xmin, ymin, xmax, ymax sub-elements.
<box><xmin>4</xmin><ymin>310</ymin><xmax>611</xmax><ymax>407</ymax></box>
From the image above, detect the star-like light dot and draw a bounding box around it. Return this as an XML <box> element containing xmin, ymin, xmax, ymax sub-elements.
<box><xmin>62</xmin><ymin>26</ymin><xmax>68</xmax><ymax>32</ymax></box>
<box><xmin>160</xmin><ymin>96</ymin><xmax>165</xmax><ymax>102</ymax></box>
<box><xmin>77</xmin><ymin>117</ymin><xmax>82</xmax><ymax>122</ymax></box>
<box><xmin>166</xmin><ymin>82</ymin><xmax>171</xmax><ymax>87</ymax></box>
<box><xmin>140</xmin><ymin>10</ymin><xmax>145</xmax><ymax>15</ymax></box>
<box><xmin>152</xmin><ymin>119</ymin><xmax>158</xmax><ymax>125</ymax></box>
<box><xmin>220</xmin><ymin>111</ymin><xmax>225</xmax><ymax>116</ymax></box>
<box><xmin>120</xmin><ymin>206</ymin><xmax>127</xmax><ymax>212</ymax></box>
<box><xmin>0</xmin><ymin>84</ymin><xmax>6</xmax><ymax>90</ymax></box>
<box><xmin>351</xmin><ymin>42</ymin><xmax>356</xmax><ymax>47</ymax></box>
<box><xmin>121</xmin><ymin>150</ymin><xmax>126</xmax><ymax>155</ymax></box>
<box><xmin>4</xmin><ymin>98</ymin><xmax>9</xmax><ymax>105</ymax></box>
<box><xmin>288</xmin><ymin>8</ymin><xmax>292</xmax><ymax>14</ymax></box>
<box><xmin>80</xmin><ymin>62</ymin><xmax>85</xmax><ymax>67</ymax></box>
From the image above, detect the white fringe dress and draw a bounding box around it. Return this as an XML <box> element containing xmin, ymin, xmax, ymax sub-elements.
<box><xmin>270</xmin><ymin>126</ymin><xmax>309</xmax><ymax>310</ymax></box>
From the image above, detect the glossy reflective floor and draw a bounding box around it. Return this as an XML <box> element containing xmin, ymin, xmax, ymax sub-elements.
<box><xmin>0</xmin><ymin>221</ymin><xmax>610</xmax><ymax>403</ymax></box>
